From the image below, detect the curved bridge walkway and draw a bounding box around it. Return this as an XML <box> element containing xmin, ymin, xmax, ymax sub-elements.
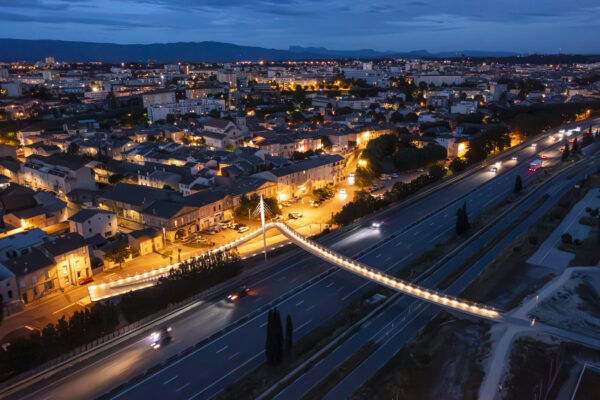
<box><xmin>88</xmin><ymin>222</ymin><xmax>501</xmax><ymax>321</ymax></box>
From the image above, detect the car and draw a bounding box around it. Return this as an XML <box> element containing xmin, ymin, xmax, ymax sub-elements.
<box><xmin>531</xmin><ymin>143</ymin><xmax>537</xmax><ymax>148</ymax></box>
<box><xmin>281</xmin><ymin>201</ymin><xmax>292</xmax><ymax>207</ymax></box>
<box><xmin>371</xmin><ymin>220</ymin><xmax>383</xmax><ymax>228</ymax></box>
<box><xmin>310</xmin><ymin>201</ymin><xmax>321</xmax><ymax>207</ymax></box>
<box><xmin>237</xmin><ymin>226</ymin><xmax>249</xmax><ymax>233</ymax></box>
<box><xmin>78</xmin><ymin>276</ymin><xmax>94</xmax><ymax>285</ymax></box>
<box><xmin>271</xmin><ymin>215</ymin><xmax>283</xmax><ymax>222</ymax></box>
<box><xmin>540</xmin><ymin>154</ymin><xmax>547</xmax><ymax>160</ymax></box>
<box><xmin>511</xmin><ymin>156</ymin><xmax>518</xmax><ymax>161</ymax></box>
<box><xmin>417</xmin><ymin>168</ymin><xmax>425</xmax><ymax>172</ymax></box>
<box><xmin>291</xmin><ymin>212</ymin><xmax>302</xmax><ymax>218</ymax></box>
<box><xmin>391</xmin><ymin>173</ymin><xmax>399</xmax><ymax>178</ymax></box>
<box><xmin>196</xmin><ymin>236</ymin><xmax>207</xmax><ymax>242</ymax></box>
<box><xmin>490</xmin><ymin>167</ymin><xmax>498</xmax><ymax>173</ymax></box>
<box><xmin>227</xmin><ymin>286</ymin><xmax>250</xmax><ymax>302</ymax></box>
<box><xmin>149</xmin><ymin>327</ymin><xmax>172</xmax><ymax>350</ymax></box>
<box><xmin>339</xmin><ymin>189</ymin><xmax>347</xmax><ymax>196</ymax></box>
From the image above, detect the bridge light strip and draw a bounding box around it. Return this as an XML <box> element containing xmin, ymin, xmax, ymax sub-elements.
<box><xmin>88</xmin><ymin>223</ymin><xmax>500</xmax><ymax>320</ymax></box>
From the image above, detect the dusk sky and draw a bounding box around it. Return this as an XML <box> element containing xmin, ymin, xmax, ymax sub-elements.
<box><xmin>1</xmin><ymin>0</ymin><xmax>599</xmax><ymax>53</ymax></box>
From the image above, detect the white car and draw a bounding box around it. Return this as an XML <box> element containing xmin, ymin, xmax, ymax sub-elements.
<box><xmin>531</xmin><ymin>143</ymin><xmax>537</xmax><ymax>148</ymax></box>
<box><xmin>490</xmin><ymin>167</ymin><xmax>498</xmax><ymax>173</ymax></box>
<box><xmin>237</xmin><ymin>226</ymin><xmax>249</xmax><ymax>233</ymax></box>
<box><xmin>511</xmin><ymin>156</ymin><xmax>518</xmax><ymax>161</ymax></box>
<box><xmin>371</xmin><ymin>221</ymin><xmax>383</xmax><ymax>228</ymax></box>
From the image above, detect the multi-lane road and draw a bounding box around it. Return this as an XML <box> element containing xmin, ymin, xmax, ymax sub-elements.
<box><xmin>2</xmin><ymin>120</ymin><xmax>597</xmax><ymax>400</ymax></box>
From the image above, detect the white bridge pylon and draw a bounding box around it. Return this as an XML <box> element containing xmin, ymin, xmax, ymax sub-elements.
<box><xmin>88</xmin><ymin>222</ymin><xmax>501</xmax><ymax>321</ymax></box>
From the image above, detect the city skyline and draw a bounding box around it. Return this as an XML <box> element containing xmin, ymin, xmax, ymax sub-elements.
<box><xmin>1</xmin><ymin>0</ymin><xmax>600</xmax><ymax>54</ymax></box>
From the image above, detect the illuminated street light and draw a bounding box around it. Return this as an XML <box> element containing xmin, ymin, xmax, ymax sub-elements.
<box><xmin>358</xmin><ymin>159</ymin><xmax>367</xmax><ymax>167</ymax></box>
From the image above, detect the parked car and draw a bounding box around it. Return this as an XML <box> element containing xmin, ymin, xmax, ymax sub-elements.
<box><xmin>271</xmin><ymin>215</ymin><xmax>283</xmax><ymax>222</ymax></box>
<box><xmin>291</xmin><ymin>212</ymin><xmax>302</xmax><ymax>218</ymax></box>
<box><xmin>310</xmin><ymin>200</ymin><xmax>321</xmax><ymax>207</ymax></box>
<box><xmin>391</xmin><ymin>173</ymin><xmax>399</xmax><ymax>178</ymax></box>
<box><xmin>237</xmin><ymin>226</ymin><xmax>249</xmax><ymax>233</ymax></box>
<box><xmin>78</xmin><ymin>276</ymin><xmax>94</xmax><ymax>285</ymax></box>
<box><xmin>281</xmin><ymin>201</ymin><xmax>292</xmax><ymax>207</ymax></box>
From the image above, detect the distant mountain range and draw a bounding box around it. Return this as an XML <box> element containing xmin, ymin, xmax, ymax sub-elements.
<box><xmin>0</xmin><ymin>38</ymin><xmax>532</xmax><ymax>63</ymax></box>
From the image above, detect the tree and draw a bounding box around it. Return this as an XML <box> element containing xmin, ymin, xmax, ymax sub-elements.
<box><xmin>273</xmin><ymin>308</ymin><xmax>283</xmax><ymax>364</ymax></box>
<box><xmin>104</xmin><ymin>243</ymin><xmax>132</xmax><ymax>270</ymax></box>
<box><xmin>265</xmin><ymin>309</ymin><xmax>274</xmax><ymax>365</ymax></box>
<box><xmin>571</xmin><ymin>138</ymin><xmax>580</xmax><ymax>154</ymax></box>
<box><xmin>285</xmin><ymin>314</ymin><xmax>293</xmax><ymax>356</ymax></box>
<box><xmin>321</xmin><ymin>135</ymin><xmax>333</xmax><ymax>149</ymax></box>
<box><xmin>404</xmin><ymin>112</ymin><xmax>418</xmax><ymax>123</ymax></box>
<box><xmin>561</xmin><ymin>143</ymin><xmax>570</xmax><ymax>161</ymax></box>
<box><xmin>514</xmin><ymin>175</ymin><xmax>523</xmax><ymax>193</ymax></box>
<box><xmin>455</xmin><ymin>202</ymin><xmax>470</xmax><ymax>235</ymax></box>
<box><xmin>108</xmin><ymin>173</ymin><xmax>124</xmax><ymax>185</ymax></box>
<box><xmin>162</xmin><ymin>184</ymin><xmax>174</xmax><ymax>191</ymax></box>
<box><xmin>265</xmin><ymin>307</ymin><xmax>284</xmax><ymax>365</ymax></box>
<box><xmin>66</xmin><ymin>142</ymin><xmax>79</xmax><ymax>155</ymax></box>
<box><xmin>390</xmin><ymin>111</ymin><xmax>404</xmax><ymax>123</ymax></box>
<box><xmin>449</xmin><ymin>157</ymin><xmax>468</xmax><ymax>173</ymax></box>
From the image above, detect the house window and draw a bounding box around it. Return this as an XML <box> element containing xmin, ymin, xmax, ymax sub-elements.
<box><xmin>45</xmin><ymin>270</ymin><xmax>50</xmax><ymax>280</ymax></box>
<box><xmin>89</xmin><ymin>228</ymin><xmax>92</xmax><ymax>233</ymax></box>
<box><xmin>7</xmin><ymin>290</ymin><xmax>12</xmax><ymax>299</ymax></box>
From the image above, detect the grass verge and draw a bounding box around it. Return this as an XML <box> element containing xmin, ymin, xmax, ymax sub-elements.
<box><xmin>461</xmin><ymin>174</ymin><xmax>597</xmax><ymax>310</ymax></box>
<box><xmin>349</xmin><ymin>312</ymin><xmax>491</xmax><ymax>400</ymax></box>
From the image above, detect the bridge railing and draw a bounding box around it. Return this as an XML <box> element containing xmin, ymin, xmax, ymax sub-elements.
<box><xmin>89</xmin><ymin>222</ymin><xmax>500</xmax><ymax>320</ymax></box>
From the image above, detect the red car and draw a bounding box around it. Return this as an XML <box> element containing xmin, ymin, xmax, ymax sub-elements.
<box><xmin>78</xmin><ymin>276</ymin><xmax>94</xmax><ymax>285</ymax></box>
<box><xmin>540</xmin><ymin>155</ymin><xmax>547</xmax><ymax>160</ymax></box>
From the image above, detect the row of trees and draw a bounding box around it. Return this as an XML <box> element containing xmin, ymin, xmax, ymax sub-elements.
<box><xmin>358</xmin><ymin>133</ymin><xmax>448</xmax><ymax>186</ymax></box>
<box><xmin>0</xmin><ymin>302</ymin><xmax>119</xmax><ymax>379</ymax></box>
<box><xmin>265</xmin><ymin>308</ymin><xmax>293</xmax><ymax>366</ymax></box>
<box><xmin>313</xmin><ymin>182</ymin><xmax>335</xmax><ymax>202</ymax></box>
<box><xmin>333</xmin><ymin>165</ymin><xmax>446</xmax><ymax>225</ymax></box>
<box><xmin>119</xmin><ymin>249</ymin><xmax>242</xmax><ymax>322</ymax></box>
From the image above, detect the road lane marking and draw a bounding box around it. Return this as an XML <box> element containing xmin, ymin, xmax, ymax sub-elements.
<box><xmin>306</xmin><ymin>305</ymin><xmax>316</xmax><ymax>312</ymax></box>
<box><xmin>414</xmin><ymin>231</ymin><xmax>420</xmax><ymax>236</ymax></box>
<box><xmin>216</xmin><ymin>345</ymin><xmax>228</xmax><ymax>354</ymax></box>
<box><xmin>176</xmin><ymin>382</ymin><xmax>190</xmax><ymax>393</ymax></box>
<box><xmin>375</xmin><ymin>253</ymin><xmax>382</xmax><ymax>258</ymax></box>
<box><xmin>163</xmin><ymin>376</ymin><xmax>178</xmax><ymax>385</ymax></box>
<box><xmin>228</xmin><ymin>352</ymin><xmax>240</xmax><ymax>360</ymax></box>
<box><xmin>260</xmin><ymin>321</ymin><xmax>268</xmax><ymax>328</ymax></box>
<box><xmin>295</xmin><ymin>319</ymin><xmax>312</xmax><ymax>332</ymax></box>
<box><xmin>187</xmin><ymin>352</ymin><xmax>263</xmax><ymax>399</ymax></box>
<box><xmin>295</xmin><ymin>300</ymin><xmax>304</xmax><ymax>306</ymax></box>
<box><xmin>326</xmin><ymin>282</ymin><xmax>334</xmax><ymax>288</ymax></box>
<box><xmin>428</xmin><ymin>227</ymin><xmax>452</xmax><ymax>243</ymax></box>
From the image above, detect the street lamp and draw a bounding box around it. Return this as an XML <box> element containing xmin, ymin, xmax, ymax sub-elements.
<box><xmin>358</xmin><ymin>159</ymin><xmax>367</xmax><ymax>167</ymax></box>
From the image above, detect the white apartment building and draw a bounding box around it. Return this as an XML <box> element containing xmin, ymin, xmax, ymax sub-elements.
<box><xmin>21</xmin><ymin>154</ymin><xmax>96</xmax><ymax>194</ymax></box>
<box><xmin>68</xmin><ymin>208</ymin><xmax>116</xmax><ymax>239</ymax></box>
<box><xmin>147</xmin><ymin>98</ymin><xmax>225</xmax><ymax>122</ymax></box>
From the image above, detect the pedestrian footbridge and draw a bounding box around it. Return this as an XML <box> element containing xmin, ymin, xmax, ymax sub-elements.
<box><xmin>88</xmin><ymin>222</ymin><xmax>501</xmax><ymax>321</ymax></box>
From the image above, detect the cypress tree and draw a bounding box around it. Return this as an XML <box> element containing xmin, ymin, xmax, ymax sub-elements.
<box><xmin>285</xmin><ymin>314</ymin><xmax>293</xmax><ymax>356</ymax></box>
<box><xmin>514</xmin><ymin>175</ymin><xmax>523</xmax><ymax>193</ymax></box>
<box><xmin>562</xmin><ymin>143</ymin><xmax>570</xmax><ymax>161</ymax></box>
<box><xmin>572</xmin><ymin>138</ymin><xmax>580</xmax><ymax>154</ymax></box>
<box><xmin>265</xmin><ymin>309</ymin><xmax>274</xmax><ymax>365</ymax></box>
<box><xmin>273</xmin><ymin>308</ymin><xmax>284</xmax><ymax>364</ymax></box>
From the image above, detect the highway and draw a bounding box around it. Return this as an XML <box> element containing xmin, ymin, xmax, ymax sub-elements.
<box><xmin>1</xmin><ymin>122</ymin><xmax>595</xmax><ymax>400</ymax></box>
<box><xmin>283</xmin><ymin>148</ymin><xmax>600</xmax><ymax>400</ymax></box>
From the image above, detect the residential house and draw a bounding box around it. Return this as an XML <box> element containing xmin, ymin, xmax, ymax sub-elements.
<box><xmin>68</xmin><ymin>208</ymin><xmax>116</xmax><ymax>239</ymax></box>
<box><xmin>127</xmin><ymin>228</ymin><xmax>163</xmax><ymax>256</ymax></box>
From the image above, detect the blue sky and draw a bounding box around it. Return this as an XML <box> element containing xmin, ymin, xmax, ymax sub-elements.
<box><xmin>0</xmin><ymin>0</ymin><xmax>599</xmax><ymax>53</ymax></box>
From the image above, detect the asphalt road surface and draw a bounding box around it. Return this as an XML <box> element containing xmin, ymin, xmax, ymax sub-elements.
<box><xmin>3</xmin><ymin>122</ymin><xmax>595</xmax><ymax>400</ymax></box>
